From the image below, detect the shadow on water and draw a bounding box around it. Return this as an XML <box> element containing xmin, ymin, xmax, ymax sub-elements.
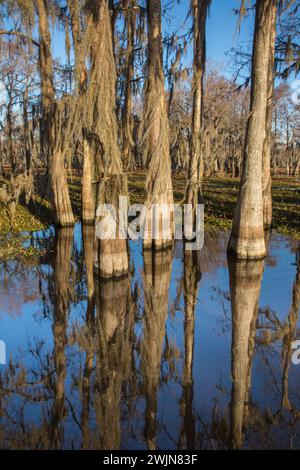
<box><xmin>0</xmin><ymin>223</ymin><xmax>300</xmax><ymax>449</ymax></box>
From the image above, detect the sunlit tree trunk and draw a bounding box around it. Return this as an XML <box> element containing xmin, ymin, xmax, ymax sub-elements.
<box><xmin>23</xmin><ymin>87</ymin><xmax>32</xmax><ymax>176</ymax></box>
<box><xmin>81</xmin><ymin>0</ymin><xmax>128</xmax><ymax>277</ymax></box>
<box><xmin>81</xmin><ymin>135</ymin><xmax>96</xmax><ymax>224</ymax></box>
<box><xmin>262</xmin><ymin>3</ymin><xmax>277</xmax><ymax>230</ymax></box>
<box><xmin>68</xmin><ymin>0</ymin><xmax>96</xmax><ymax>224</ymax></box>
<box><xmin>228</xmin><ymin>0</ymin><xmax>275</xmax><ymax>259</ymax></box>
<box><xmin>142</xmin><ymin>0</ymin><xmax>174</xmax><ymax>249</ymax></box>
<box><xmin>121</xmin><ymin>1</ymin><xmax>136</xmax><ymax>171</ymax></box>
<box><xmin>36</xmin><ymin>0</ymin><xmax>74</xmax><ymax>226</ymax></box>
<box><xmin>185</xmin><ymin>0</ymin><xmax>210</xmax><ymax>209</ymax></box>
<box><xmin>6</xmin><ymin>81</ymin><xmax>17</xmax><ymax>177</ymax></box>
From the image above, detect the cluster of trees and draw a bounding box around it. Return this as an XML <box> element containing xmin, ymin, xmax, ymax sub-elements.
<box><xmin>0</xmin><ymin>0</ymin><xmax>299</xmax><ymax>269</ymax></box>
<box><xmin>170</xmin><ymin>67</ymin><xmax>300</xmax><ymax>178</ymax></box>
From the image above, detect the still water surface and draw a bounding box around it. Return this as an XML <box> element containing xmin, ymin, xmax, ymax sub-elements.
<box><xmin>0</xmin><ymin>224</ymin><xmax>299</xmax><ymax>450</ymax></box>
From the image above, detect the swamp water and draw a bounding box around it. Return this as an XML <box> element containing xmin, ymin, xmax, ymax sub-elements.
<box><xmin>0</xmin><ymin>223</ymin><xmax>299</xmax><ymax>450</ymax></box>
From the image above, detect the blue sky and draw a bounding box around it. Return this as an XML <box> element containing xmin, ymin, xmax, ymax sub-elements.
<box><xmin>166</xmin><ymin>0</ymin><xmax>254</xmax><ymax>70</ymax></box>
<box><xmin>206</xmin><ymin>0</ymin><xmax>253</xmax><ymax>67</ymax></box>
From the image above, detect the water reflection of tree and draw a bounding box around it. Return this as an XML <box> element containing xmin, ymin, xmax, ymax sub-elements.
<box><xmin>141</xmin><ymin>248</ymin><xmax>173</xmax><ymax>450</ymax></box>
<box><xmin>48</xmin><ymin>228</ymin><xmax>74</xmax><ymax>448</ymax></box>
<box><xmin>178</xmin><ymin>250</ymin><xmax>201</xmax><ymax>450</ymax></box>
<box><xmin>2</xmin><ymin>230</ymin><xmax>299</xmax><ymax>450</ymax></box>
<box><xmin>93</xmin><ymin>273</ymin><xmax>134</xmax><ymax>449</ymax></box>
<box><xmin>280</xmin><ymin>247</ymin><xmax>300</xmax><ymax>412</ymax></box>
<box><xmin>228</xmin><ymin>257</ymin><xmax>265</xmax><ymax>449</ymax></box>
<box><xmin>207</xmin><ymin>245</ymin><xmax>300</xmax><ymax>449</ymax></box>
<box><xmin>256</xmin><ymin>245</ymin><xmax>300</xmax><ymax>417</ymax></box>
<box><xmin>80</xmin><ymin>225</ymin><xmax>95</xmax><ymax>448</ymax></box>
<box><xmin>0</xmin><ymin>227</ymin><xmax>74</xmax><ymax>449</ymax></box>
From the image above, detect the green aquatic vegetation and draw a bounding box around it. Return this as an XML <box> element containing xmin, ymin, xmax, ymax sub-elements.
<box><xmin>0</xmin><ymin>233</ymin><xmax>46</xmax><ymax>261</ymax></box>
<box><xmin>125</xmin><ymin>173</ymin><xmax>300</xmax><ymax>239</ymax></box>
<box><xmin>0</xmin><ymin>202</ymin><xmax>48</xmax><ymax>260</ymax></box>
<box><xmin>0</xmin><ymin>173</ymin><xmax>298</xmax><ymax>261</ymax></box>
<box><xmin>0</xmin><ymin>204</ymin><xmax>46</xmax><ymax>234</ymax></box>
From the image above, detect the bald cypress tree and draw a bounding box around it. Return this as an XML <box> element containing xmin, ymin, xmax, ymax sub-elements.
<box><xmin>262</xmin><ymin>3</ymin><xmax>277</xmax><ymax>229</ymax></box>
<box><xmin>142</xmin><ymin>0</ymin><xmax>174</xmax><ymax>249</ymax></box>
<box><xmin>80</xmin><ymin>0</ymin><xmax>128</xmax><ymax>278</ymax></box>
<box><xmin>185</xmin><ymin>0</ymin><xmax>210</xmax><ymax>210</ymax></box>
<box><xmin>228</xmin><ymin>0</ymin><xmax>276</xmax><ymax>259</ymax></box>
<box><xmin>36</xmin><ymin>0</ymin><xmax>74</xmax><ymax>226</ymax></box>
<box><xmin>121</xmin><ymin>0</ymin><xmax>138</xmax><ymax>171</ymax></box>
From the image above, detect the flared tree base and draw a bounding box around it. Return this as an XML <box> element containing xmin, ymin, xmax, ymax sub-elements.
<box><xmin>227</xmin><ymin>234</ymin><xmax>266</xmax><ymax>260</ymax></box>
<box><xmin>51</xmin><ymin>158</ymin><xmax>75</xmax><ymax>228</ymax></box>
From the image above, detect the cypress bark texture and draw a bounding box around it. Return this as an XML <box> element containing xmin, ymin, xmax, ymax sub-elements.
<box><xmin>142</xmin><ymin>0</ymin><xmax>174</xmax><ymax>249</ymax></box>
<box><xmin>36</xmin><ymin>0</ymin><xmax>74</xmax><ymax>227</ymax></box>
<box><xmin>185</xmin><ymin>0</ymin><xmax>210</xmax><ymax>209</ymax></box>
<box><xmin>68</xmin><ymin>0</ymin><xmax>96</xmax><ymax>224</ymax></box>
<box><xmin>121</xmin><ymin>1</ymin><xmax>136</xmax><ymax>171</ymax></box>
<box><xmin>262</xmin><ymin>4</ymin><xmax>277</xmax><ymax>230</ymax></box>
<box><xmin>81</xmin><ymin>136</ymin><xmax>96</xmax><ymax>224</ymax></box>
<box><xmin>81</xmin><ymin>0</ymin><xmax>128</xmax><ymax>277</ymax></box>
<box><xmin>23</xmin><ymin>87</ymin><xmax>32</xmax><ymax>176</ymax></box>
<box><xmin>228</xmin><ymin>0</ymin><xmax>275</xmax><ymax>259</ymax></box>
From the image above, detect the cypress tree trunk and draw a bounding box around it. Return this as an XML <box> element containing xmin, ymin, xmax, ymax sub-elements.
<box><xmin>142</xmin><ymin>0</ymin><xmax>174</xmax><ymax>249</ymax></box>
<box><xmin>262</xmin><ymin>3</ymin><xmax>277</xmax><ymax>230</ymax></box>
<box><xmin>121</xmin><ymin>2</ymin><xmax>136</xmax><ymax>171</ymax></box>
<box><xmin>36</xmin><ymin>0</ymin><xmax>74</xmax><ymax>227</ymax></box>
<box><xmin>81</xmin><ymin>135</ymin><xmax>96</xmax><ymax>224</ymax></box>
<box><xmin>7</xmin><ymin>84</ymin><xmax>16</xmax><ymax>176</ymax></box>
<box><xmin>23</xmin><ymin>87</ymin><xmax>32</xmax><ymax>176</ymax></box>
<box><xmin>185</xmin><ymin>0</ymin><xmax>210</xmax><ymax>209</ymax></box>
<box><xmin>68</xmin><ymin>0</ymin><xmax>96</xmax><ymax>224</ymax></box>
<box><xmin>81</xmin><ymin>0</ymin><xmax>128</xmax><ymax>277</ymax></box>
<box><xmin>228</xmin><ymin>0</ymin><xmax>275</xmax><ymax>259</ymax></box>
